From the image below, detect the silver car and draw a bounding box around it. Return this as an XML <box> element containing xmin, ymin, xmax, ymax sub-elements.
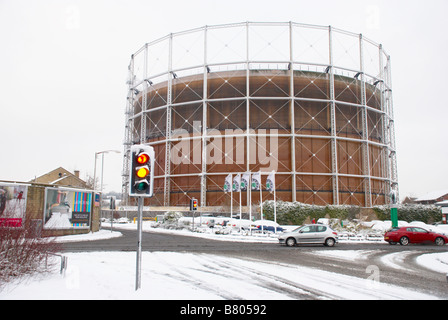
<box><xmin>279</xmin><ymin>224</ymin><xmax>338</xmax><ymax>247</ymax></box>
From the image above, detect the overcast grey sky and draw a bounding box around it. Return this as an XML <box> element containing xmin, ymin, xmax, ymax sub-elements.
<box><xmin>0</xmin><ymin>0</ymin><xmax>447</xmax><ymax>200</ymax></box>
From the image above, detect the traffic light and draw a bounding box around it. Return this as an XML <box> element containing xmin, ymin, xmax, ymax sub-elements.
<box><xmin>129</xmin><ymin>144</ymin><xmax>155</xmax><ymax>197</ymax></box>
<box><xmin>190</xmin><ymin>198</ymin><xmax>198</xmax><ymax>211</ymax></box>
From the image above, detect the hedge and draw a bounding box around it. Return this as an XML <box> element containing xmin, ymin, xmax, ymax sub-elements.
<box><xmin>372</xmin><ymin>204</ymin><xmax>442</xmax><ymax>224</ymax></box>
<box><xmin>262</xmin><ymin>200</ymin><xmax>359</xmax><ymax>225</ymax></box>
<box><xmin>262</xmin><ymin>200</ymin><xmax>442</xmax><ymax>225</ymax></box>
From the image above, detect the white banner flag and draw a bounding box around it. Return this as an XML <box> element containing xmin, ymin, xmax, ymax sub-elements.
<box><xmin>232</xmin><ymin>174</ymin><xmax>241</xmax><ymax>192</ymax></box>
<box><xmin>266</xmin><ymin>171</ymin><xmax>275</xmax><ymax>191</ymax></box>
<box><xmin>224</xmin><ymin>174</ymin><xmax>232</xmax><ymax>192</ymax></box>
<box><xmin>251</xmin><ymin>172</ymin><xmax>261</xmax><ymax>191</ymax></box>
<box><xmin>241</xmin><ymin>173</ymin><xmax>250</xmax><ymax>191</ymax></box>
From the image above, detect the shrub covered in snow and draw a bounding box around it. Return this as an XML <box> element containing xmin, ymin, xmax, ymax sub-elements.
<box><xmin>262</xmin><ymin>200</ymin><xmax>442</xmax><ymax>226</ymax></box>
<box><xmin>159</xmin><ymin>211</ymin><xmax>184</xmax><ymax>229</ymax></box>
<box><xmin>262</xmin><ymin>200</ymin><xmax>360</xmax><ymax>225</ymax></box>
<box><xmin>372</xmin><ymin>204</ymin><xmax>442</xmax><ymax>224</ymax></box>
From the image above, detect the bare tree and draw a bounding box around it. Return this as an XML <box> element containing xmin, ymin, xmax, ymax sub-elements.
<box><xmin>0</xmin><ymin>214</ymin><xmax>61</xmax><ymax>289</ymax></box>
<box><xmin>84</xmin><ymin>173</ymin><xmax>98</xmax><ymax>190</ymax></box>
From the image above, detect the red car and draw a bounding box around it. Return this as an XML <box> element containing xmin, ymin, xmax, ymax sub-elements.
<box><xmin>384</xmin><ymin>226</ymin><xmax>448</xmax><ymax>246</ymax></box>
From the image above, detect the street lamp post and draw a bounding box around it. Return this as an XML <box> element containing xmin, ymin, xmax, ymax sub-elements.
<box><xmin>93</xmin><ymin>150</ymin><xmax>121</xmax><ymax>192</ymax></box>
<box><xmin>93</xmin><ymin>150</ymin><xmax>120</xmax><ymax>222</ymax></box>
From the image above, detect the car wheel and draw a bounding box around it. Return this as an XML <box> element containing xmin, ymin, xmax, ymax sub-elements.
<box><xmin>399</xmin><ymin>236</ymin><xmax>409</xmax><ymax>246</ymax></box>
<box><xmin>435</xmin><ymin>237</ymin><xmax>445</xmax><ymax>246</ymax></box>
<box><xmin>285</xmin><ymin>237</ymin><xmax>296</xmax><ymax>247</ymax></box>
<box><xmin>324</xmin><ymin>238</ymin><xmax>335</xmax><ymax>247</ymax></box>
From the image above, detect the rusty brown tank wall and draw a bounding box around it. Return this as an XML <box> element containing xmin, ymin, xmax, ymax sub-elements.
<box><xmin>132</xmin><ymin>70</ymin><xmax>388</xmax><ymax>207</ymax></box>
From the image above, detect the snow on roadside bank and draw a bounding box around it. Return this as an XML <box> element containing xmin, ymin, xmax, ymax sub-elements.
<box><xmin>53</xmin><ymin>229</ymin><xmax>123</xmax><ymax>242</ymax></box>
<box><xmin>416</xmin><ymin>252</ymin><xmax>448</xmax><ymax>273</ymax></box>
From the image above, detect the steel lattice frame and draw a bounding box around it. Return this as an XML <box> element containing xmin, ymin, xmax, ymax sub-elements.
<box><xmin>122</xmin><ymin>21</ymin><xmax>398</xmax><ymax>207</ymax></box>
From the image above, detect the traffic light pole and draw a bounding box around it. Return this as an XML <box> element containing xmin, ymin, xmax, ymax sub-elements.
<box><xmin>135</xmin><ymin>197</ymin><xmax>143</xmax><ymax>290</ymax></box>
<box><xmin>190</xmin><ymin>198</ymin><xmax>198</xmax><ymax>231</ymax></box>
<box><xmin>129</xmin><ymin>144</ymin><xmax>155</xmax><ymax>291</ymax></box>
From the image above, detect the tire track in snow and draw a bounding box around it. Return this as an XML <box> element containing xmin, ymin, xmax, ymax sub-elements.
<box><xmin>304</xmin><ymin>249</ymin><xmax>445</xmax><ymax>299</ymax></box>
<box><xmin>199</xmin><ymin>254</ymin><xmax>378</xmax><ymax>300</ymax></box>
<box><xmin>148</xmin><ymin>252</ymin><xmax>242</xmax><ymax>299</ymax></box>
<box><xmin>146</xmin><ymin>251</ymin><xmax>438</xmax><ymax>300</ymax></box>
<box><xmin>182</xmin><ymin>254</ymin><xmax>310</xmax><ymax>299</ymax></box>
<box><xmin>197</xmin><ymin>254</ymin><xmax>327</xmax><ymax>299</ymax></box>
<box><xmin>378</xmin><ymin>251</ymin><xmax>423</xmax><ymax>273</ymax></box>
<box><xmin>150</xmin><ymin>252</ymin><xmax>321</xmax><ymax>299</ymax></box>
<box><xmin>204</xmin><ymin>253</ymin><xmax>435</xmax><ymax>300</ymax></box>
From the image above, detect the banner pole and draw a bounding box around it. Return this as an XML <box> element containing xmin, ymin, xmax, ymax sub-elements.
<box><xmin>274</xmin><ymin>182</ymin><xmax>277</xmax><ymax>233</ymax></box>
<box><xmin>260</xmin><ymin>172</ymin><xmax>263</xmax><ymax>233</ymax></box>
<box><xmin>249</xmin><ymin>173</ymin><xmax>252</xmax><ymax>235</ymax></box>
<box><xmin>239</xmin><ymin>188</ymin><xmax>242</xmax><ymax>234</ymax></box>
<box><xmin>230</xmin><ymin>180</ymin><xmax>233</xmax><ymax>218</ymax></box>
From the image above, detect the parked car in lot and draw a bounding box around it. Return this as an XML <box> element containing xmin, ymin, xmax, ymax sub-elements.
<box><xmin>253</xmin><ymin>220</ymin><xmax>285</xmax><ymax>233</ymax></box>
<box><xmin>384</xmin><ymin>226</ymin><xmax>448</xmax><ymax>246</ymax></box>
<box><xmin>278</xmin><ymin>224</ymin><xmax>338</xmax><ymax>247</ymax></box>
<box><xmin>255</xmin><ymin>225</ymin><xmax>285</xmax><ymax>233</ymax></box>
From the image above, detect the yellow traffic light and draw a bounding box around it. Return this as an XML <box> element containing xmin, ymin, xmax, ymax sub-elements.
<box><xmin>136</xmin><ymin>166</ymin><xmax>149</xmax><ymax>178</ymax></box>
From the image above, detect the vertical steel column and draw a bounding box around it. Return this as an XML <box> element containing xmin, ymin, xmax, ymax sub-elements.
<box><xmin>140</xmin><ymin>44</ymin><xmax>148</xmax><ymax>144</ymax></box>
<box><xmin>378</xmin><ymin>44</ymin><xmax>390</xmax><ymax>204</ymax></box>
<box><xmin>289</xmin><ymin>22</ymin><xmax>296</xmax><ymax>202</ymax></box>
<box><xmin>164</xmin><ymin>34</ymin><xmax>173</xmax><ymax>206</ymax></box>
<box><xmin>359</xmin><ymin>34</ymin><xmax>372</xmax><ymax>207</ymax></box>
<box><xmin>122</xmin><ymin>56</ymin><xmax>135</xmax><ymax>204</ymax></box>
<box><xmin>328</xmin><ymin>26</ymin><xmax>339</xmax><ymax>205</ymax></box>
<box><xmin>201</xmin><ymin>26</ymin><xmax>208</xmax><ymax>207</ymax></box>
<box><xmin>386</xmin><ymin>55</ymin><xmax>399</xmax><ymax>200</ymax></box>
<box><xmin>246</xmin><ymin>22</ymin><xmax>251</xmax><ymax>209</ymax></box>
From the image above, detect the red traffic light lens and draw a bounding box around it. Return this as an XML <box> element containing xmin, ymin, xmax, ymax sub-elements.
<box><xmin>136</xmin><ymin>166</ymin><xmax>149</xmax><ymax>178</ymax></box>
<box><xmin>137</xmin><ymin>153</ymin><xmax>149</xmax><ymax>164</ymax></box>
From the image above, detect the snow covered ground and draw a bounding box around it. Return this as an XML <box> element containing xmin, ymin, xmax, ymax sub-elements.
<box><xmin>1</xmin><ymin>223</ymin><xmax>448</xmax><ymax>300</ymax></box>
<box><xmin>1</xmin><ymin>249</ymin><xmax>443</xmax><ymax>300</ymax></box>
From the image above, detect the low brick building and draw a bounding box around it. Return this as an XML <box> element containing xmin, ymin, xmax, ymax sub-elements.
<box><xmin>29</xmin><ymin>167</ymin><xmax>89</xmax><ymax>189</ymax></box>
<box><xmin>414</xmin><ymin>189</ymin><xmax>448</xmax><ymax>205</ymax></box>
